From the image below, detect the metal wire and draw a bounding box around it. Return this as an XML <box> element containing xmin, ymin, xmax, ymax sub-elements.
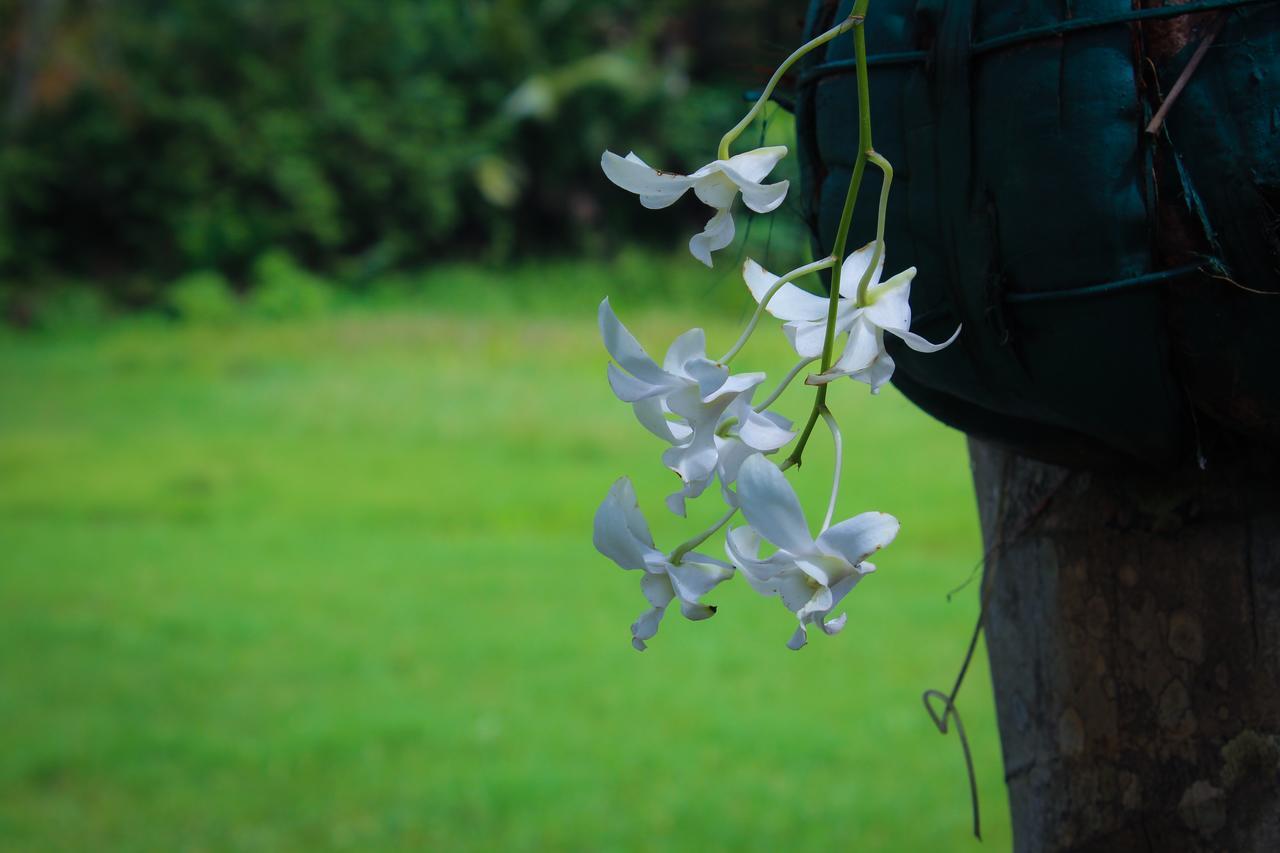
<box><xmin>799</xmin><ymin>0</ymin><xmax>1278</xmax><ymax>84</ymax></box>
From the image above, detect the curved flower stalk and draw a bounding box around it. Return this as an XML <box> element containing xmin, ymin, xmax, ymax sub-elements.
<box><xmin>599</xmin><ymin>298</ymin><xmax>792</xmax><ymax>515</ymax></box>
<box><xmin>593</xmin><ymin>477</ymin><xmax>734</xmax><ymax>651</ymax></box>
<box><xmin>726</xmin><ymin>454</ymin><xmax>899</xmax><ymax>650</ymax></box>
<box><xmin>600</xmin><ymin>147</ymin><xmax>789</xmax><ymax>267</ymax></box>
<box><xmin>743</xmin><ymin>243</ymin><xmax>960</xmax><ymax>393</ymax></box>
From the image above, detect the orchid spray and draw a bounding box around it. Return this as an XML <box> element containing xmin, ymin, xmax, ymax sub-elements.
<box><xmin>594</xmin><ymin>3</ymin><xmax>959</xmax><ymax>651</ymax></box>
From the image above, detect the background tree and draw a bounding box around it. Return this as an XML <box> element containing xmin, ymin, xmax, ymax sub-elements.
<box><xmin>795</xmin><ymin>1</ymin><xmax>1280</xmax><ymax>848</ymax></box>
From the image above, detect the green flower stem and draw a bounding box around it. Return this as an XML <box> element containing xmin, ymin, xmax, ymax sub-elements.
<box><xmin>786</xmin><ymin>404</ymin><xmax>826</xmax><ymax>469</ymax></box>
<box><xmin>754</xmin><ymin>354</ymin><xmax>820</xmax><ymax>413</ymax></box>
<box><xmin>669</xmin><ymin>505</ymin><xmax>739</xmax><ymax>565</ymax></box>
<box><xmin>820</xmin><ymin>406</ymin><xmax>843</xmax><ymax>530</ymax></box>
<box><xmin>720</xmin><ymin>255</ymin><xmax>836</xmax><ymax>364</ymax></box>
<box><xmin>786</xmin><ymin>0</ymin><xmax>873</xmax><ymax>469</ymax></box>
<box><xmin>672</xmin><ymin>4</ymin><xmax>875</xmax><ymax>559</ymax></box>
<box><xmin>717</xmin><ymin>13</ymin><xmax>861</xmax><ymax>160</ymax></box>
<box><xmin>855</xmin><ymin>151</ymin><xmax>894</xmax><ymax>307</ymax></box>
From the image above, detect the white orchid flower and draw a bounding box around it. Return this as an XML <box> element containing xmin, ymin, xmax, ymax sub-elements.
<box><xmin>743</xmin><ymin>243</ymin><xmax>960</xmax><ymax>393</ymax></box>
<box><xmin>660</xmin><ymin>386</ymin><xmax>796</xmax><ymax>517</ymax></box>
<box><xmin>600</xmin><ymin>147</ymin><xmax>790</xmax><ymax>267</ymax></box>
<box><xmin>599</xmin><ymin>298</ymin><xmax>787</xmax><ymax>515</ymax></box>
<box><xmin>598</xmin><ymin>297</ymin><xmax>749</xmax><ymax>405</ymax></box>
<box><xmin>593</xmin><ymin>477</ymin><xmax>734</xmax><ymax>651</ymax></box>
<box><xmin>726</xmin><ymin>454</ymin><xmax>899</xmax><ymax>650</ymax></box>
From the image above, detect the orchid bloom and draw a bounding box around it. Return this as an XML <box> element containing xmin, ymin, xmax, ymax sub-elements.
<box><xmin>660</xmin><ymin>387</ymin><xmax>795</xmax><ymax>517</ymax></box>
<box><xmin>593</xmin><ymin>477</ymin><xmax>734</xmax><ymax>651</ymax></box>
<box><xmin>726</xmin><ymin>454</ymin><xmax>899</xmax><ymax>650</ymax></box>
<box><xmin>600</xmin><ymin>147</ymin><xmax>790</xmax><ymax>267</ymax></box>
<box><xmin>704</xmin><ymin>391</ymin><xmax>794</xmax><ymax>503</ymax></box>
<box><xmin>599</xmin><ymin>298</ymin><xmax>790</xmax><ymax>515</ymax></box>
<box><xmin>743</xmin><ymin>243</ymin><xmax>960</xmax><ymax>393</ymax></box>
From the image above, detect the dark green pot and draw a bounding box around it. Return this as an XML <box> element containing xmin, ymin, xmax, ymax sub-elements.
<box><xmin>794</xmin><ymin>0</ymin><xmax>1280</xmax><ymax>468</ymax></box>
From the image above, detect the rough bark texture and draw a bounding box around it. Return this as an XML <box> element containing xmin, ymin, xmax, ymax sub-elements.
<box><xmin>970</xmin><ymin>438</ymin><xmax>1280</xmax><ymax>851</ymax></box>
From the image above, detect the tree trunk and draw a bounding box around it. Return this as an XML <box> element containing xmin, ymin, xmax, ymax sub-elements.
<box><xmin>969</xmin><ymin>438</ymin><xmax>1280</xmax><ymax>851</ymax></box>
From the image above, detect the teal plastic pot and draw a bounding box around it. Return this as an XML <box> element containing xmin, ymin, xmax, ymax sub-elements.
<box><xmin>794</xmin><ymin>0</ymin><xmax>1280</xmax><ymax>467</ymax></box>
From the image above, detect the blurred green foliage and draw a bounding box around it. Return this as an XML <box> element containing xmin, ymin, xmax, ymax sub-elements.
<box><xmin>0</xmin><ymin>0</ymin><xmax>805</xmax><ymax>309</ymax></box>
<box><xmin>166</xmin><ymin>270</ymin><xmax>239</xmax><ymax>325</ymax></box>
<box><xmin>247</xmin><ymin>251</ymin><xmax>334</xmax><ymax>321</ymax></box>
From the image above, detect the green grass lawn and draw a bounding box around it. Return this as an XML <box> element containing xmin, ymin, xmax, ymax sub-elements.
<box><xmin>0</xmin><ymin>289</ymin><xmax>1011</xmax><ymax>850</ymax></box>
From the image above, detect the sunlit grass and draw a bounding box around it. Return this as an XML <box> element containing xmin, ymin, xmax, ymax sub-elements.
<box><xmin>0</xmin><ymin>284</ymin><xmax>1010</xmax><ymax>851</ymax></box>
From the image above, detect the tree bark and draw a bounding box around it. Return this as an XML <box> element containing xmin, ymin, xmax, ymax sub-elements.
<box><xmin>970</xmin><ymin>438</ymin><xmax>1280</xmax><ymax>851</ymax></box>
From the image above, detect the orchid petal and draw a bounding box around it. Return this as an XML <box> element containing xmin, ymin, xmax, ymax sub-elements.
<box><xmin>713</xmin><ymin>439</ymin><xmax>755</xmax><ymax>489</ymax></box>
<box><xmin>592</xmin><ymin>478</ymin><xmax>656</xmax><ymax>570</ymax></box>
<box><xmin>689</xmin><ymin>207</ymin><xmax>736</xmax><ymax>268</ymax></box>
<box><xmin>683</xmin><ymin>358</ymin><xmax>731</xmax><ymax>399</ymax></box>
<box><xmin>667</xmin><ymin>555</ymin><xmax>733</xmax><ymax>603</ymax></box>
<box><xmin>737</xmin><ymin>409</ymin><xmax>795</xmax><ymax>451</ymax></box>
<box><xmin>828</xmin><ymin>316</ymin><xmax>880</xmax><ymax>377</ymax></box>
<box><xmin>862</xmin><ymin>268</ymin><xmax>914</xmax><ymax>329</ymax></box>
<box><xmin>827</xmin><ymin>571</ymin><xmax>863</xmax><ymax>613</ymax></box>
<box><xmin>598</xmin><ymin>299</ymin><xmax>669</xmax><ymax>385</ymax></box>
<box><xmin>723</xmin><ymin>146</ymin><xmax>788</xmax><ymax>183</ymax></box>
<box><xmin>742</xmin><ymin>259</ymin><xmax>829</xmax><ymax>322</ymax></box>
<box><xmin>664</xmin><ymin>473</ymin><xmax>715</xmax><ymax>518</ymax></box>
<box><xmin>816</xmin><ymin>511</ymin><xmax>900</xmax><ymax>565</ymax></box>
<box><xmin>796</xmin><ymin>582</ymin><xmax>834</xmax><ymax>623</ymax></box>
<box><xmin>787</xmin><ymin>624</ymin><xmax>809</xmax><ymax>650</ymax></box>
<box><xmin>663</xmin><ymin>328</ymin><xmax>708</xmax><ymax>374</ymax></box>
<box><xmin>814</xmin><ymin>571</ymin><xmax>867</xmax><ymax>639</ymax></box>
<box><xmin>809</xmin><ymin>335</ymin><xmax>896</xmax><ymax>391</ymax></box>
<box><xmin>631</xmin><ymin>609</ymin><xmax>665</xmax><ymax>650</ymax></box>
<box><xmin>692</xmin><ymin>173</ymin><xmax>738</xmax><ymax>210</ymax></box>
<box><xmin>736</xmin><ymin>454</ymin><xmax>815</xmax><ymax>556</ymax></box>
<box><xmin>759</xmin><ymin>408</ymin><xmax>794</xmax><ymax>432</ymax></box>
<box><xmin>820</xmin><ymin>612</ymin><xmax>849</xmax><ymax>636</ymax></box>
<box><xmin>663</xmin><ymin>383</ymin><xmax>717</xmax><ymax>422</ymax></box>
<box><xmin>607</xmin><ymin>362</ymin><xmax>664</xmax><ymax>402</ymax></box>
<box><xmin>800</xmin><ymin>557</ymin><xmax>839</xmax><ymax>591</ymax></box>
<box><xmin>885</xmin><ymin>323</ymin><xmax>962</xmax><ymax>354</ymax></box>
<box><xmin>616</xmin><ymin>479</ymin><xmax>654</xmax><ymax>543</ymax></box>
<box><xmin>703</xmin><ymin>371</ymin><xmax>765</xmax><ymax>404</ymax></box>
<box><xmin>678</xmin><ymin>601</ymin><xmax>717</xmax><ymax>621</ymax></box>
<box><xmin>862</xmin><ymin>350</ymin><xmax>896</xmax><ymax>394</ymax></box>
<box><xmin>837</xmin><ymin>242</ymin><xmax>885</xmax><ymax>298</ymax></box>
<box><xmin>779</xmin><ymin>573</ymin><xmax>822</xmax><ymax>613</ymax></box>
<box><xmin>631</xmin><ymin>397</ymin><xmax>692</xmax><ymax>444</ymax></box>
<box><xmin>662</xmin><ymin>439</ymin><xmax>719</xmax><ymax>488</ymax></box>
<box><xmin>632</xmin><ymin>571</ymin><xmax>675</xmax><ymax>651</ymax></box>
<box><xmin>725</xmin><ymin>526</ymin><xmax>795</xmax><ymax>583</ymax></box>
<box><xmin>784</xmin><ymin>319</ymin><xmax>833</xmax><ymax>359</ymax></box>
<box><xmin>726</xmin><ymin>173</ymin><xmax>789</xmax><ymax>214</ymax></box>
<box><xmin>641</xmin><ymin>569</ymin><xmax>675</xmax><ymax>606</ymax></box>
<box><xmin>724</xmin><ymin>526</ymin><xmax>765</xmax><ymax>576</ymax></box>
<box><xmin>601</xmin><ymin>151</ymin><xmax>694</xmax><ymax>210</ymax></box>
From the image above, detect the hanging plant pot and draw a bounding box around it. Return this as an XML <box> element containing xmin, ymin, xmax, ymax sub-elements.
<box><xmin>794</xmin><ymin>0</ymin><xmax>1280</xmax><ymax>468</ymax></box>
